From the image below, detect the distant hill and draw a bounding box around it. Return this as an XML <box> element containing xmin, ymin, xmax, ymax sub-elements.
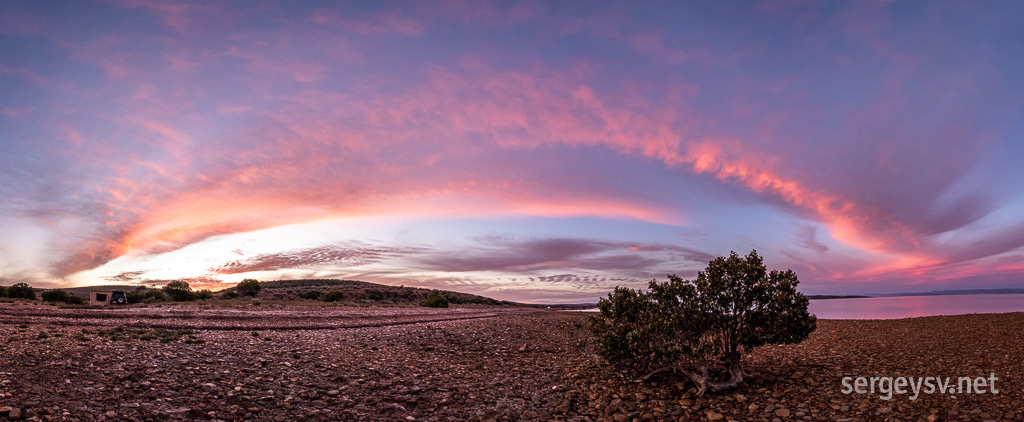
<box><xmin>12</xmin><ymin>280</ymin><xmax>520</xmax><ymax>307</ymax></box>
<box><xmin>806</xmin><ymin>295</ymin><xmax>870</xmax><ymax>300</ymax></box>
<box><xmin>222</xmin><ymin>279</ymin><xmax>521</xmax><ymax>306</ymax></box>
<box><xmin>873</xmin><ymin>288</ymin><xmax>1024</xmax><ymax>297</ymax></box>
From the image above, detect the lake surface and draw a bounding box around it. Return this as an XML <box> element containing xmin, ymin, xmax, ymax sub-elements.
<box><xmin>807</xmin><ymin>294</ymin><xmax>1024</xmax><ymax>319</ymax></box>
<box><xmin>571</xmin><ymin>294</ymin><xmax>1024</xmax><ymax>319</ymax></box>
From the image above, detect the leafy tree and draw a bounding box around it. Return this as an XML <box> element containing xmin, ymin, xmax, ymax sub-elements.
<box><xmin>7</xmin><ymin>283</ymin><xmax>36</xmax><ymax>300</ymax></box>
<box><xmin>236</xmin><ymin>279</ymin><xmax>261</xmax><ymax>297</ymax></box>
<box><xmin>419</xmin><ymin>291</ymin><xmax>450</xmax><ymax>308</ymax></box>
<box><xmin>590</xmin><ymin>250</ymin><xmax>816</xmax><ymax>395</ymax></box>
<box><xmin>162</xmin><ymin>280</ymin><xmax>194</xmax><ymax>301</ymax></box>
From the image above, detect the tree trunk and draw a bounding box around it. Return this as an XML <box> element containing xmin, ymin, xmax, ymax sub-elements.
<box><xmin>682</xmin><ymin>366</ymin><xmax>710</xmax><ymax>397</ymax></box>
<box><xmin>706</xmin><ymin>352</ymin><xmax>745</xmax><ymax>392</ymax></box>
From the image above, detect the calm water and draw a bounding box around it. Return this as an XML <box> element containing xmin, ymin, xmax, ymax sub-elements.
<box><xmin>807</xmin><ymin>294</ymin><xmax>1024</xmax><ymax>319</ymax></box>
<box><xmin>572</xmin><ymin>294</ymin><xmax>1024</xmax><ymax>319</ymax></box>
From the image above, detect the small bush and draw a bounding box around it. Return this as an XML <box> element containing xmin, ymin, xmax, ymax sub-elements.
<box><xmin>300</xmin><ymin>290</ymin><xmax>323</xmax><ymax>300</ymax></box>
<box><xmin>221</xmin><ymin>291</ymin><xmax>239</xmax><ymax>300</ymax></box>
<box><xmin>0</xmin><ymin>285</ymin><xmax>6</xmax><ymax>297</ymax></box>
<box><xmin>419</xmin><ymin>291</ymin><xmax>449</xmax><ymax>308</ymax></box>
<box><xmin>126</xmin><ymin>291</ymin><xmax>145</xmax><ymax>304</ymax></box>
<box><xmin>163</xmin><ymin>280</ymin><xmax>193</xmax><ymax>301</ymax></box>
<box><xmin>236</xmin><ymin>279</ymin><xmax>261</xmax><ymax>297</ymax></box>
<box><xmin>322</xmin><ymin>291</ymin><xmax>345</xmax><ymax>302</ymax></box>
<box><xmin>41</xmin><ymin>289</ymin><xmax>83</xmax><ymax>304</ymax></box>
<box><xmin>144</xmin><ymin>290</ymin><xmax>167</xmax><ymax>302</ymax></box>
<box><xmin>7</xmin><ymin>283</ymin><xmax>36</xmax><ymax>300</ymax></box>
<box><xmin>364</xmin><ymin>289</ymin><xmax>384</xmax><ymax>301</ymax></box>
<box><xmin>195</xmin><ymin>289</ymin><xmax>214</xmax><ymax>300</ymax></box>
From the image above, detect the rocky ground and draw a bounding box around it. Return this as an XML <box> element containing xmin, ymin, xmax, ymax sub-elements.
<box><xmin>0</xmin><ymin>302</ymin><xmax>1022</xmax><ymax>421</ymax></box>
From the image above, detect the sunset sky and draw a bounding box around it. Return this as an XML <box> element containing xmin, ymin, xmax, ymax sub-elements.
<box><xmin>2</xmin><ymin>1</ymin><xmax>1023</xmax><ymax>302</ymax></box>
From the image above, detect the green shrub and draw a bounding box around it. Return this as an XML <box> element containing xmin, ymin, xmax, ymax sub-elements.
<box><xmin>419</xmin><ymin>291</ymin><xmax>449</xmax><ymax>308</ymax></box>
<box><xmin>126</xmin><ymin>291</ymin><xmax>145</xmax><ymax>304</ymax></box>
<box><xmin>41</xmin><ymin>289</ymin><xmax>72</xmax><ymax>303</ymax></box>
<box><xmin>144</xmin><ymin>290</ymin><xmax>167</xmax><ymax>302</ymax></box>
<box><xmin>163</xmin><ymin>280</ymin><xmax>193</xmax><ymax>301</ymax></box>
<box><xmin>590</xmin><ymin>250</ymin><xmax>816</xmax><ymax>396</ymax></box>
<box><xmin>364</xmin><ymin>289</ymin><xmax>384</xmax><ymax>301</ymax></box>
<box><xmin>322</xmin><ymin>291</ymin><xmax>345</xmax><ymax>302</ymax></box>
<box><xmin>236</xmin><ymin>279</ymin><xmax>261</xmax><ymax>297</ymax></box>
<box><xmin>7</xmin><ymin>283</ymin><xmax>36</xmax><ymax>300</ymax></box>
<box><xmin>300</xmin><ymin>290</ymin><xmax>323</xmax><ymax>300</ymax></box>
<box><xmin>41</xmin><ymin>289</ymin><xmax>84</xmax><ymax>304</ymax></box>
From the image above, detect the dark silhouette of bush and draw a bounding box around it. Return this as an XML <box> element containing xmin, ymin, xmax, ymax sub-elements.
<box><xmin>163</xmin><ymin>280</ymin><xmax>194</xmax><ymax>301</ymax></box>
<box><xmin>322</xmin><ymin>291</ymin><xmax>345</xmax><ymax>302</ymax></box>
<box><xmin>144</xmin><ymin>289</ymin><xmax>167</xmax><ymax>302</ymax></box>
<box><xmin>7</xmin><ymin>283</ymin><xmax>36</xmax><ymax>300</ymax></box>
<box><xmin>300</xmin><ymin>290</ymin><xmax>323</xmax><ymax>300</ymax></box>
<box><xmin>41</xmin><ymin>289</ymin><xmax>83</xmax><ymax>304</ymax></box>
<box><xmin>0</xmin><ymin>285</ymin><xmax>7</xmax><ymax>298</ymax></box>
<box><xmin>419</xmin><ymin>291</ymin><xmax>450</xmax><ymax>308</ymax></box>
<box><xmin>590</xmin><ymin>250</ymin><xmax>816</xmax><ymax>396</ymax></box>
<box><xmin>364</xmin><ymin>288</ymin><xmax>384</xmax><ymax>301</ymax></box>
<box><xmin>195</xmin><ymin>289</ymin><xmax>214</xmax><ymax>300</ymax></box>
<box><xmin>221</xmin><ymin>291</ymin><xmax>238</xmax><ymax>299</ymax></box>
<box><xmin>236</xmin><ymin>279</ymin><xmax>261</xmax><ymax>297</ymax></box>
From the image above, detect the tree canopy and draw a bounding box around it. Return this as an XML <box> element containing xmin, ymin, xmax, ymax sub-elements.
<box><xmin>590</xmin><ymin>250</ymin><xmax>816</xmax><ymax>395</ymax></box>
<box><xmin>236</xmin><ymin>279</ymin><xmax>262</xmax><ymax>297</ymax></box>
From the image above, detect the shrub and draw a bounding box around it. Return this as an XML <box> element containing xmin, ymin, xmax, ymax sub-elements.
<box><xmin>322</xmin><ymin>291</ymin><xmax>345</xmax><ymax>302</ymax></box>
<box><xmin>163</xmin><ymin>280</ymin><xmax>193</xmax><ymax>301</ymax></box>
<box><xmin>7</xmin><ymin>283</ymin><xmax>36</xmax><ymax>300</ymax></box>
<box><xmin>236</xmin><ymin>279</ymin><xmax>261</xmax><ymax>297</ymax></box>
<box><xmin>195</xmin><ymin>289</ymin><xmax>214</xmax><ymax>300</ymax></box>
<box><xmin>364</xmin><ymin>289</ymin><xmax>384</xmax><ymax>301</ymax></box>
<box><xmin>419</xmin><ymin>291</ymin><xmax>449</xmax><ymax>308</ymax></box>
<box><xmin>126</xmin><ymin>291</ymin><xmax>145</xmax><ymax>304</ymax></box>
<box><xmin>144</xmin><ymin>290</ymin><xmax>167</xmax><ymax>302</ymax></box>
<box><xmin>41</xmin><ymin>289</ymin><xmax>73</xmax><ymax>303</ymax></box>
<box><xmin>300</xmin><ymin>290</ymin><xmax>323</xmax><ymax>300</ymax></box>
<box><xmin>590</xmin><ymin>250</ymin><xmax>816</xmax><ymax>396</ymax></box>
<box><xmin>221</xmin><ymin>291</ymin><xmax>239</xmax><ymax>300</ymax></box>
<box><xmin>41</xmin><ymin>289</ymin><xmax>84</xmax><ymax>304</ymax></box>
<box><xmin>0</xmin><ymin>285</ymin><xmax>6</xmax><ymax>297</ymax></box>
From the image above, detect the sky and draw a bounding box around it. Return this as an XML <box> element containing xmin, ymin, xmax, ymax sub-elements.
<box><xmin>2</xmin><ymin>1</ymin><xmax>1023</xmax><ymax>303</ymax></box>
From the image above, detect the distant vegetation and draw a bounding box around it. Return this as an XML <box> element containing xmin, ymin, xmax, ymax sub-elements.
<box><xmin>419</xmin><ymin>291</ymin><xmax>450</xmax><ymax>308</ymax></box>
<box><xmin>40</xmin><ymin>289</ymin><xmax>84</xmax><ymax>305</ymax></box>
<box><xmin>220</xmin><ymin>279</ymin><xmax>517</xmax><ymax>306</ymax></box>
<box><xmin>1</xmin><ymin>278</ymin><xmax>517</xmax><ymax>307</ymax></box>
<box><xmin>235</xmin><ymin>279</ymin><xmax>262</xmax><ymax>297</ymax></box>
<box><xmin>5</xmin><ymin>283</ymin><xmax>36</xmax><ymax>300</ymax></box>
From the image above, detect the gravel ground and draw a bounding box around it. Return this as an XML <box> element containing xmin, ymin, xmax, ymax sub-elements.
<box><xmin>1</xmin><ymin>303</ymin><xmax>1022</xmax><ymax>421</ymax></box>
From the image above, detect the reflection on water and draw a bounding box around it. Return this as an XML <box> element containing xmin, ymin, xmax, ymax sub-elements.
<box><xmin>807</xmin><ymin>294</ymin><xmax>1024</xmax><ymax>319</ymax></box>
<box><xmin>570</xmin><ymin>294</ymin><xmax>1024</xmax><ymax>320</ymax></box>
